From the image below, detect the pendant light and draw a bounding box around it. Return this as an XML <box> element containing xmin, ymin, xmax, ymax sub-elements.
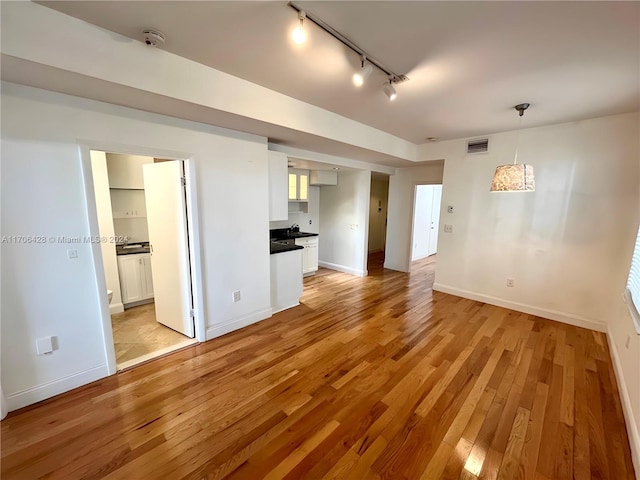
<box><xmin>490</xmin><ymin>103</ymin><xmax>535</xmax><ymax>192</ymax></box>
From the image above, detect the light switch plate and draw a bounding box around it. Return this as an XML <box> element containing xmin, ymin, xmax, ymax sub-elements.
<box><xmin>447</xmin><ymin>205</ymin><xmax>454</xmax><ymax>213</ymax></box>
<box><xmin>444</xmin><ymin>224</ymin><xmax>453</xmax><ymax>233</ymax></box>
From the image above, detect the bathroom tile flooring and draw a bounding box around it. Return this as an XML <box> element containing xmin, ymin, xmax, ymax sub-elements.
<box><xmin>111</xmin><ymin>303</ymin><xmax>194</xmax><ymax>367</ymax></box>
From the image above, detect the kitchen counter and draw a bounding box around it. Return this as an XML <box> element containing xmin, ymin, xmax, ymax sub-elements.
<box><xmin>116</xmin><ymin>242</ymin><xmax>151</xmax><ymax>255</ymax></box>
<box><xmin>270</xmin><ymin>242</ymin><xmax>303</xmax><ymax>255</ymax></box>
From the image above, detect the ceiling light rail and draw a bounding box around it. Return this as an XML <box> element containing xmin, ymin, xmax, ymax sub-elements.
<box><xmin>287</xmin><ymin>2</ymin><xmax>409</xmax><ymax>85</ymax></box>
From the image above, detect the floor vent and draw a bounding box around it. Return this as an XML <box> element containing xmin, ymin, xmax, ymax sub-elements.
<box><xmin>467</xmin><ymin>138</ymin><xmax>489</xmax><ymax>154</ymax></box>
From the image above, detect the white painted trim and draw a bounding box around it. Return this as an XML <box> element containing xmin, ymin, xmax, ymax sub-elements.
<box><xmin>318</xmin><ymin>261</ymin><xmax>367</xmax><ymax>277</ymax></box>
<box><xmin>433</xmin><ymin>283</ymin><xmax>607</xmax><ymax>332</ymax></box>
<box><xmin>117</xmin><ymin>338</ymin><xmax>198</xmax><ymax>371</ymax></box>
<box><xmin>184</xmin><ymin>157</ymin><xmax>207</xmax><ymax>343</ymax></box>
<box><xmin>79</xmin><ymin>142</ymin><xmax>206</xmax><ymax>378</ymax></box>
<box><xmin>206</xmin><ymin>308</ymin><xmax>273</xmax><ymax>341</ymax></box>
<box><xmin>79</xmin><ymin>144</ymin><xmax>118</xmax><ymax>376</ymax></box>
<box><xmin>109</xmin><ymin>303</ymin><xmax>124</xmax><ymax>315</ymax></box>
<box><xmin>272</xmin><ymin>302</ymin><xmax>301</xmax><ymax>315</ymax></box>
<box><xmin>6</xmin><ymin>364</ymin><xmax>108</xmax><ymax>411</ymax></box>
<box><xmin>606</xmin><ymin>327</ymin><xmax>640</xmax><ymax>475</ymax></box>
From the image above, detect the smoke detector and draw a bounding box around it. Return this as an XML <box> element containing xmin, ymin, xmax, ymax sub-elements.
<box><xmin>142</xmin><ymin>29</ymin><xmax>165</xmax><ymax>47</ymax></box>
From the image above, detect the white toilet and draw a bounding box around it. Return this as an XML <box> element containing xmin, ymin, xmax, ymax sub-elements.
<box><xmin>107</xmin><ymin>290</ymin><xmax>113</xmax><ymax>304</ymax></box>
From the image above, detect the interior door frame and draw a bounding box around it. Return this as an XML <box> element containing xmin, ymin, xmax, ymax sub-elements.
<box><xmin>79</xmin><ymin>141</ymin><xmax>206</xmax><ymax>375</ymax></box>
<box><xmin>408</xmin><ymin>181</ymin><xmax>443</xmax><ymax>273</ymax></box>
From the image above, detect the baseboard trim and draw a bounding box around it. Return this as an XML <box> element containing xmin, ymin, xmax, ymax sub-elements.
<box><xmin>109</xmin><ymin>302</ymin><xmax>124</xmax><ymax>315</ymax></box>
<box><xmin>6</xmin><ymin>364</ymin><xmax>108</xmax><ymax>412</ymax></box>
<box><xmin>606</xmin><ymin>328</ymin><xmax>640</xmax><ymax>475</ymax></box>
<box><xmin>432</xmin><ymin>283</ymin><xmax>607</xmax><ymax>332</ymax></box>
<box><xmin>206</xmin><ymin>307</ymin><xmax>273</xmax><ymax>341</ymax></box>
<box><xmin>318</xmin><ymin>261</ymin><xmax>367</xmax><ymax>277</ymax></box>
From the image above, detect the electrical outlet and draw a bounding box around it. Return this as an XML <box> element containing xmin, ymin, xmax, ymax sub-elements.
<box><xmin>67</xmin><ymin>249</ymin><xmax>78</xmax><ymax>259</ymax></box>
<box><xmin>444</xmin><ymin>224</ymin><xmax>453</xmax><ymax>233</ymax></box>
<box><xmin>232</xmin><ymin>290</ymin><xmax>241</xmax><ymax>302</ymax></box>
<box><xmin>506</xmin><ymin>278</ymin><xmax>514</xmax><ymax>287</ymax></box>
<box><xmin>309</xmin><ymin>219</ymin><xmax>312</xmax><ymax>224</ymax></box>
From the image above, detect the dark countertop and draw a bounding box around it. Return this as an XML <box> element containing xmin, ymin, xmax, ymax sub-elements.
<box><xmin>270</xmin><ymin>242</ymin><xmax>304</xmax><ymax>255</ymax></box>
<box><xmin>270</xmin><ymin>228</ymin><xmax>319</xmax><ymax>241</ymax></box>
<box><xmin>269</xmin><ymin>229</ymin><xmax>318</xmax><ymax>255</ymax></box>
<box><xmin>116</xmin><ymin>242</ymin><xmax>151</xmax><ymax>255</ymax></box>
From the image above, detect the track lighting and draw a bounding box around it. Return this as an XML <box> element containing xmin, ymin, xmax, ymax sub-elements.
<box><xmin>383</xmin><ymin>82</ymin><xmax>397</xmax><ymax>101</ymax></box>
<box><xmin>292</xmin><ymin>10</ymin><xmax>306</xmax><ymax>44</ymax></box>
<box><xmin>353</xmin><ymin>56</ymin><xmax>373</xmax><ymax>87</ymax></box>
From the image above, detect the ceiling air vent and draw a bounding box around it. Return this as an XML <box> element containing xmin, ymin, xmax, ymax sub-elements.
<box><xmin>467</xmin><ymin>138</ymin><xmax>489</xmax><ymax>155</ymax></box>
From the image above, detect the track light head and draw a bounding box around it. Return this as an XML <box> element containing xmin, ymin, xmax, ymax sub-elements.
<box><xmin>383</xmin><ymin>82</ymin><xmax>397</xmax><ymax>101</ymax></box>
<box><xmin>292</xmin><ymin>10</ymin><xmax>306</xmax><ymax>44</ymax></box>
<box><xmin>353</xmin><ymin>57</ymin><xmax>373</xmax><ymax>87</ymax></box>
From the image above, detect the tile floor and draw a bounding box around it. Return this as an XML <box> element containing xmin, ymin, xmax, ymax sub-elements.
<box><xmin>111</xmin><ymin>303</ymin><xmax>192</xmax><ymax>366</ymax></box>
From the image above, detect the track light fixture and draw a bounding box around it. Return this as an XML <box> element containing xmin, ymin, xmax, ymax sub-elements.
<box><xmin>292</xmin><ymin>10</ymin><xmax>306</xmax><ymax>44</ymax></box>
<box><xmin>383</xmin><ymin>81</ymin><xmax>397</xmax><ymax>101</ymax></box>
<box><xmin>288</xmin><ymin>2</ymin><xmax>409</xmax><ymax>98</ymax></box>
<box><xmin>353</xmin><ymin>56</ymin><xmax>373</xmax><ymax>87</ymax></box>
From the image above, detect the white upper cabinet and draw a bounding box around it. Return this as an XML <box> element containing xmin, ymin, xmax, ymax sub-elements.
<box><xmin>288</xmin><ymin>169</ymin><xmax>309</xmax><ymax>202</ymax></box>
<box><xmin>268</xmin><ymin>151</ymin><xmax>288</xmax><ymax>221</ymax></box>
<box><xmin>106</xmin><ymin>153</ymin><xmax>154</xmax><ymax>189</ymax></box>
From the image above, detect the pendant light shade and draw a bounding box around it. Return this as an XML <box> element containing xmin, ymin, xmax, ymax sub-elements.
<box><xmin>490</xmin><ymin>103</ymin><xmax>535</xmax><ymax>192</ymax></box>
<box><xmin>490</xmin><ymin>164</ymin><xmax>535</xmax><ymax>192</ymax></box>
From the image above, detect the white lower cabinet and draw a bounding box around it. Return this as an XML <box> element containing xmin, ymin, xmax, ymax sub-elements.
<box><xmin>295</xmin><ymin>236</ymin><xmax>319</xmax><ymax>275</ymax></box>
<box><xmin>270</xmin><ymin>249</ymin><xmax>303</xmax><ymax>314</ymax></box>
<box><xmin>117</xmin><ymin>253</ymin><xmax>154</xmax><ymax>306</ymax></box>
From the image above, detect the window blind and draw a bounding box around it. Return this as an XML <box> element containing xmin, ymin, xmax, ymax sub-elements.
<box><xmin>626</xmin><ymin>225</ymin><xmax>640</xmax><ymax>334</ymax></box>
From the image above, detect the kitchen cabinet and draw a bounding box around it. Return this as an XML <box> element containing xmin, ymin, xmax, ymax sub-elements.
<box><xmin>295</xmin><ymin>236</ymin><xmax>319</xmax><ymax>275</ymax></box>
<box><xmin>117</xmin><ymin>253</ymin><xmax>154</xmax><ymax>306</ymax></box>
<box><xmin>270</xmin><ymin>249</ymin><xmax>303</xmax><ymax>314</ymax></box>
<box><xmin>268</xmin><ymin>151</ymin><xmax>288</xmax><ymax>221</ymax></box>
<box><xmin>310</xmin><ymin>170</ymin><xmax>338</xmax><ymax>186</ymax></box>
<box><xmin>106</xmin><ymin>153</ymin><xmax>154</xmax><ymax>189</ymax></box>
<box><xmin>288</xmin><ymin>169</ymin><xmax>309</xmax><ymax>202</ymax></box>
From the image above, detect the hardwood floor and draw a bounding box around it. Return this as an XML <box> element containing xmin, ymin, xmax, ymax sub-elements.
<box><xmin>1</xmin><ymin>254</ymin><xmax>635</xmax><ymax>479</ymax></box>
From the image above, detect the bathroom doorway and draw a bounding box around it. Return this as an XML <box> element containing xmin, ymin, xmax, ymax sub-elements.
<box><xmin>367</xmin><ymin>173</ymin><xmax>390</xmax><ymax>272</ymax></box>
<box><xmin>89</xmin><ymin>150</ymin><xmax>198</xmax><ymax>370</ymax></box>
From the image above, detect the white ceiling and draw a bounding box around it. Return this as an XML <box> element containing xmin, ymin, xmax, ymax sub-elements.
<box><xmin>36</xmin><ymin>1</ymin><xmax>640</xmax><ymax>143</ymax></box>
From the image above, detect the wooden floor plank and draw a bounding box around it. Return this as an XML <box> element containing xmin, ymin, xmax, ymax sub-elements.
<box><xmin>0</xmin><ymin>253</ymin><xmax>634</xmax><ymax>480</ymax></box>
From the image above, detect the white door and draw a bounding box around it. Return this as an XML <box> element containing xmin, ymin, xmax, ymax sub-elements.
<box><xmin>143</xmin><ymin>161</ymin><xmax>194</xmax><ymax>338</ymax></box>
<box><xmin>411</xmin><ymin>186</ymin><xmax>435</xmax><ymax>260</ymax></box>
<box><xmin>428</xmin><ymin>186</ymin><xmax>443</xmax><ymax>256</ymax></box>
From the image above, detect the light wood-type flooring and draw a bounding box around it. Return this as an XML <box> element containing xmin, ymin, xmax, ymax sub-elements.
<box><xmin>111</xmin><ymin>303</ymin><xmax>193</xmax><ymax>366</ymax></box>
<box><xmin>1</xmin><ymin>254</ymin><xmax>635</xmax><ymax>479</ymax></box>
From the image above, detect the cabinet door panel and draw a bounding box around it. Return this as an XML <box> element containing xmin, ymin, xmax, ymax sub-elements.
<box><xmin>119</xmin><ymin>256</ymin><xmax>143</xmax><ymax>303</ymax></box>
<box><xmin>142</xmin><ymin>256</ymin><xmax>154</xmax><ymax>298</ymax></box>
<box><xmin>288</xmin><ymin>173</ymin><xmax>298</xmax><ymax>200</ymax></box>
<box><xmin>299</xmin><ymin>173</ymin><xmax>308</xmax><ymax>201</ymax></box>
<box><xmin>306</xmin><ymin>243</ymin><xmax>319</xmax><ymax>272</ymax></box>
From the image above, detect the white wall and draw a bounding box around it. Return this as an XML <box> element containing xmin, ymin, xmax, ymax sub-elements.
<box><xmin>90</xmin><ymin>151</ymin><xmax>124</xmax><ymax>314</ymax></box>
<box><xmin>319</xmin><ymin>171</ymin><xmax>372</xmax><ymax>277</ymax></box>
<box><xmin>1</xmin><ymin>82</ymin><xmax>272</xmax><ymax>410</ymax></box>
<box><xmin>421</xmin><ymin>113</ymin><xmax>640</xmax><ymax>469</ymax></box>
<box><xmin>368</xmin><ymin>177</ymin><xmax>389</xmax><ymax>253</ymax></box>
<box><xmin>110</xmin><ymin>189</ymin><xmax>150</xmax><ymax>243</ymax></box>
<box><xmin>269</xmin><ymin>186</ymin><xmax>320</xmax><ymax>234</ymax></box>
<box><xmin>385</xmin><ymin>163</ymin><xmax>445</xmax><ymax>272</ymax></box>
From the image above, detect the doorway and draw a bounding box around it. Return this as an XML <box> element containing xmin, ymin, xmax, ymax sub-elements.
<box><xmin>89</xmin><ymin>150</ymin><xmax>198</xmax><ymax>370</ymax></box>
<box><xmin>367</xmin><ymin>174</ymin><xmax>390</xmax><ymax>271</ymax></box>
<box><xmin>411</xmin><ymin>184</ymin><xmax>443</xmax><ymax>262</ymax></box>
